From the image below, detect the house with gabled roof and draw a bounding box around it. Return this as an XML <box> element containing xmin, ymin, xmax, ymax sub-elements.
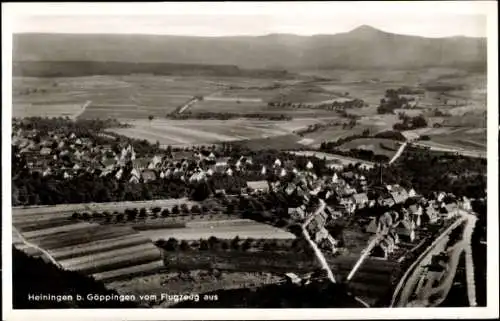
<box><xmin>129</xmin><ymin>168</ymin><xmax>141</xmax><ymax>184</ymax></box>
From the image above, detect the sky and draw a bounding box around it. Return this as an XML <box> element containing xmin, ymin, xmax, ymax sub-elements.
<box><xmin>4</xmin><ymin>2</ymin><xmax>491</xmax><ymax>38</ymax></box>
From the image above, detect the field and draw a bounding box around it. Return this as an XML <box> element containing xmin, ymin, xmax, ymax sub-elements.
<box><xmin>12</xmin><ymin>75</ymin><xmax>221</xmax><ymax>119</ymax></box>
<box><xmin>12</xmin><ymin>206</ymin><xmax>164</xmax><ymax>282</ymax></box>
<box><xmin>107</xmin><ymin>118</ymin><xmax>320</xmax><ymax>147</ymax></box>
<box><xmin>403</xmin><ymin>127</ymin><xmax>487</xmax><ymax>152</ymax></box>
<box><xmin>337</xmin><ymin>138</ymin><xmax>402</xmax><ymax>158</ymax></box>
<box><xmin>137</xmin><ymin>219</ymin><xmax>296</xmax><ymax>241</ymax></box>
<box><xmin>13</xmin><ymin>68</ymin><xmax>486</xmax><ymax>155</ymax></box>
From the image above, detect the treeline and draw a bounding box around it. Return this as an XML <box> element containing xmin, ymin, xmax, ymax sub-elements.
<box><xmin>13</xmin><ymin>61</ymin><xmax>291</xmax><ymax>79</ymax></box>
<box><xmin>267</xmin><ymin>98</ymin><xmax>366</xmax><ymax>111</ymax></box>
<box><xmin>319</xmin><ymin>130</ymin><xmax>406</xmax><ymax>150</ymax></box>
<box><xmin>12</xmin><ymin>168</ymin><xmax>248</xmax><ymax>205</ymax></box>
<box><xmin>155</xmin><ymin>236</ymin><xmax>310</xmax><ymax>254</ymax></box>
<box><xmin>322</xmin><ymin>149</ymin><xmax>390</xmax><ymax>163</ymax></box>
<box><xmin>295</xmin><ymin>119</ymin><xmax>360</xmax><ymax>136</ymax></box>
<box><xmin>167</xmin><ymin>111</ymin><xmax>292</xmax><ymax>121</ymax></box>
<box><xmin>12</xmin><ymin>247</ymin><xmax>138</xmax><ymax>308</ymax></box>
<box><xmin>14</xmin><ymin>117</ymin><xmax>128</xmax><ymax>134</ymax></box>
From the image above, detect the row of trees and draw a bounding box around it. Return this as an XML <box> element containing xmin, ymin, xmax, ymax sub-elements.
<box><xmin>70</xmin><ymin>203</ymin><xmax>214</xmax><ymax>223</ymax></box>
<box><xmin>167</xmin><ymin>111</ymin><xmax>292</xmax><ymax>121</ymax></box>
<box><xmin>156</xmin><ymin>236</ymin><xmax>311</xmax><ymax>254</ymax></box>
<box><xmin>267</xmin><ymin>98</ymin><xmax>366</xmax><ymax>111</ymax></box>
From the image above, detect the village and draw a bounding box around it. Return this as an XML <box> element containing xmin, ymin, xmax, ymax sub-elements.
<box><xmin>12</xmin><ymin>118</ymin><xmax>474</xmax><ymax>274</ymax></box>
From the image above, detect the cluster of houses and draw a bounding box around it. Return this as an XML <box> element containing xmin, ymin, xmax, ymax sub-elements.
<box><xmin>270</xmin><ymin>164</ymin><xmax>471</xmax><ymax>259</ymax></box>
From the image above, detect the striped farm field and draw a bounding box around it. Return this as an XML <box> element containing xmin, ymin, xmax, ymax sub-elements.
<box><xmin>49</xmin><ymin>234</ymin><xmax>151</xmax><ymax>260</ymax></box>
<box><xmin>22</xmin><ymin>222</ymin><xmax>98</xmax><ymax>239</ymax></box>
<box><xmin>13</xmin><ymin>203</ymin><xmax>164</xmax><ymax>282</ymax></box>
<box><xmin>33</xmin><ymin>226</ymin><xmax>138</xmax><ymax>250</ymax></box>
<box><xmin>65</xmin><ymin>248</ymin><xmax>162</xmax><ymax>275</ymax></box>
<box><xmin>93</xmin><ymin>260</ymin><xmax>164</xmax><ymax>282</ymax></box>
<box><xmin>59</xmin><ymin>243</ymin><xmax>160</xmax><ymax>269</ymax></box>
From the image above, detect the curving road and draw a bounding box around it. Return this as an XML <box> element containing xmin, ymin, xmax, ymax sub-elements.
<box><xmin>301</xmin><ymin>199</ymin><xmax>336</xmax><ymax>283</ymax></box>
<box><xmin>391</xmin><ymin>210</ymin><xmax>477</xmax><ymax>307</ymax></box>
<box><xmin>12</xmin><ymin>226</ymin><xmax>61</xmax><ymax>268</ymax></box>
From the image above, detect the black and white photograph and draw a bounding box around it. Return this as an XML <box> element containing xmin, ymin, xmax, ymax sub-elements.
<box><xmin>2</xmin><ymin>2</ymin><xmax>498</xmax><ymax>320</ymax></box>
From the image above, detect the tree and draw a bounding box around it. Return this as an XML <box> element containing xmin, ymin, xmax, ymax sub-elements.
<box><xmin>191</xmin><ymin>205</ymin><xmax>201</xmax><ymax>214</ymax></box>
<box><xmin>126</xmin><ymin>209</ymin><xmax>137</xmax><ymax>221</ymax></box>
<box><xmin>220</xmin><ymin>240</ymin><xmax>229</xmax><ymax>250</ymax></box>
<box><xmin>148</xmin><ymin>115</ymin><xmax>154</xmax><ymax>122</ymax></box>
<box><xmin>165</xmin><ymin>238</ymin><xmax>179</xmax><ymax>251</ymax></box>
<box><xmin>180</xmin><ymin>203</ymin><xmax>190</xmax><ymax>214</ymax></box>
<box><xmin>179</xmin><ymin>240</ymin><xmax>190</xmax><ymax>251</ymax></box>
<box><xmin>171</xmin><ymin>205</ymin><xmax>180</xmax><ymax>215</ymax></box>
<box><xmin>208</xmin><ymin>236</ymin><xmax>219</xmax><ymax>250</ymax></box>
<box><xmin>191</xmin><ymin>182</ymin><xmax>211</xmax><ymax>201</ymax></box>
<box><xmin>230</xmin><ymin>236</ymin><xmax>240</xmax><ymax>251</ymax></box>
<box><xmin>161</xmin><ymin>208</ymin><xmax>170</xmax><ymax>217</ymax></box>
<box><xmin>199</xmin><ymin>239</ymin><xmax>209</xmax><ymax>251</ymax></box>
<box><xmin>139</xmin><ymin>208</ymin><xmax>148</xmax><ymax>218</ymax></box>
<box><xmin>71</xmin><ymin>212</ymin><xmax>79</xmax><ymax>220</ymax></box>
<box><xmin>241</xmin><ymin>239</ymin><xmax>252</xmax><ymax>251</ymax></box>
<box><xmin>412</xmin><ymin>115</ymin><xmax>428</xmax><ymax>129</ymax></box>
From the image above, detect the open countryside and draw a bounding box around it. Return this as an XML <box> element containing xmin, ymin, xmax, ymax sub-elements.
<box><xmin>11</xmin><ymin>15</ymin><xmax>490</xmax><ymax>312</ymax></box>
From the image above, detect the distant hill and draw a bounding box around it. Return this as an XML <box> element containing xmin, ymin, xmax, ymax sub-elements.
<box><xmin>13</xmin><ymin>25</ymin><xmax>486</xmax><ymax>73</ymax></box>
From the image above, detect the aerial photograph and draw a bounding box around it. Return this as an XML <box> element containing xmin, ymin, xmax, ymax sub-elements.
<box><xmin>5</xmin><ymin>2</ymin><xmax>494</xmax><ymax>314</ymax></box>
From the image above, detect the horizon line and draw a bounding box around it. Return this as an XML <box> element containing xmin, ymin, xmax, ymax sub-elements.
<box><xmin>12</xmin><ymin>31</ymin><xmax>486</xmax><ymax>40</ymax></box>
